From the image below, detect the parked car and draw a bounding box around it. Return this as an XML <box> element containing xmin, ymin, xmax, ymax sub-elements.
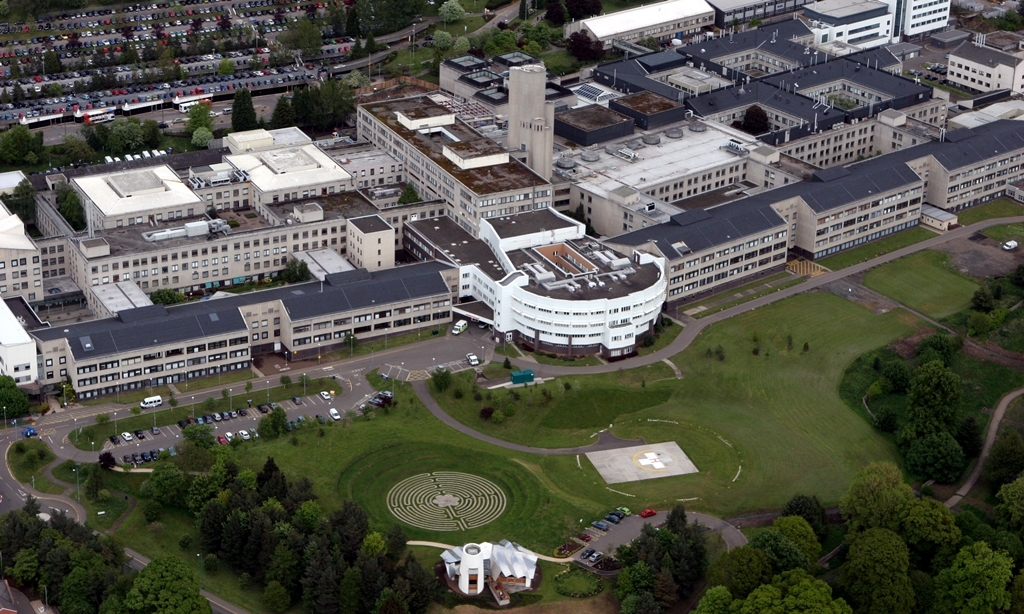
<box><xmin>604</xmin><ymin>514</ymin><xmax>621</xmax><ymax>524</ymax></box>
<box><xmin>134</xmin><ymin>430</ymin><xmax>145</xmax><ymax>440</ymax></box>
<box><xmin>131</xmin><ymin>453</ymin><xmax>141</xmax><ymax>464</ymax></box>
<box><xmin>579</xmin><ymin>533</ymin><xmax>591</xmax><ymax>542</ymax></box>
<box><xmin>466</xmin><ymin>352</ymin><xmax>480</xmax><ymax>366</ymax></box>
<box><xmin>591</xmin><ymin>520</ymin><xmax>609</xmax><ymax>531</ymax></box>
<box><xmin>240</xmin><ymin>429</ymin><xmax>251</xmax><ymax>440</ymax></box>
<box><xmin>579</xmin><ymin>548</ymin><xmax>595</xmax><ymax>559</ymax></box>
<box><xmin>122</xmin><ymin>454</ymin><xmax>132</xmax><ymax>464</ymax></box>
<box><xmin>319</xmin><ymin>391</ymin><xmax>331</xmax><ymax>401</ymax></box>
<box><xmin>608</xmin><ymin>510</ymin><xmax>625</xmax><ymax>520</ymax></box>
<box><xmin>151</xmin><ymin>426</ymin><xmax>161</xmax><ymax>435</ymax></box>
<box><xmin>617</xmin><ymin>507</ymin><xmax>632</xmax><ymax>516</ymax></box>
<box><xmin>640</xmin><ymin>508</ymin><xmax>657</xmax><ymax>518</ymax></box>
<box><xmin>248</xmin><ymin>427</ymin><xmax>259</xmax><ymax>439</ymax></box>
<box><xmin>177</xmin><ymin>420</ymin><xmax>188</xmax><ymax>429</ymax></box>
<box><xmin>217</xmin><ymin>435</ymin><xmax>228</xmax><ymax>445</ymax></box>
<box><xmin>140</xmin><ymin>451</ymin><xmax>151</xmax><ymax>462</ymax></box>
<box><xmin>258</xmin><ymin>404</ymin><xmax>270</xmax><ymax>413</ymax></box>
<box><xmin>121</xmin><ymin>431</ymin><xmax>133</xmax><ymax>442</ymax></box>
<box><xmin>292</xmin><ymin>396</ymin><xmax>302</xmax><ymax>405</ymax></box>
<box><xmin>589</xmin><ymin>551</ymin><xmax>603</xmax><ymax>563</ymax></box>
<box><xmin>109</xmin><ymin>435</ymin><xmax>121</xmax><ymax>445</ymax></box>
<box><xmin>329</xmin><ymin>408</ymin><xmax>341</xmax><ymax>420</ymax></box>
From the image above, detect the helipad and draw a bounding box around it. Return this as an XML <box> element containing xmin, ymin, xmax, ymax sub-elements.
<box><xmin>586</xmin><ymin>442</ymin><xmax>698</xmax><ymax>484</ymax></box>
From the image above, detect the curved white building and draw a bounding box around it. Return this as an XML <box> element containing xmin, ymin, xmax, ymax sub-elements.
<box><xmin>405</xmin><ymin>208</ymin><xmax>666</xmax><ymax>359</ymax></box>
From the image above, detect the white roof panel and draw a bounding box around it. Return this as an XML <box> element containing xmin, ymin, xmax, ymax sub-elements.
<box><xmin>580</xmin><ymin>0</ymin><xmax>714</xmax><ymax>39</ymax></box>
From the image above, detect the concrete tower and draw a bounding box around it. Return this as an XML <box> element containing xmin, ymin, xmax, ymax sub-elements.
<box><xmin>458</xmin><ymin>543</ymin><xmax>486</xmax><ymax>596</ymax></box>
<box><xmin>508</xmin><ymin>64</ymin><xmax>554</xmax><ymax>181</ymax></box>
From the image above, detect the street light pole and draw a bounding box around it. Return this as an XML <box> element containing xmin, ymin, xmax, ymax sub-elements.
<box><xmin>229</xmin><ymin>388</ymin><xmax>232</xmax><ymax>413</ymax></box>
<box><xmin>197</xmin><ymin>553</ymin><xmax>204</xmax><ymax>589</ymax></box>
<box><xmin>266</xmin><ymin>381</ymin><xmax>269</xmax><ymax>405</ymax></box>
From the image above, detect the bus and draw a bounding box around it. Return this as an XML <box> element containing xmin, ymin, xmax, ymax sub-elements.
<box><xmin>178</xmin><ymin>98</ymin><xmax>211</xmax><ymax>113</ymax></box>
<box><xmin>83</xmin><ymin>111</ymin><xmax>114</xmax><ymax>124</ymax></box>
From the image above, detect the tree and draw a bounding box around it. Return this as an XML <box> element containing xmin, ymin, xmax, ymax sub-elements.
<box><xmin>695</xmin><ymin>586</ymin><xmax>733</xmax><ymax>614</ymax></box>
<box><xmin>439</xmin><ymin>0</ymin><xmax>466</xmax><ymax>24</ymax></box>
<box><xmin>270</xmin><ymin>96</ymin><xmax>296</xmax><ymax>129</ymax></box>
<box><xmin>972</xmin><ymin>286</ymin><xmax>995</xmax><ymax>313</ymax></box>
<box><xmin>998</xmin><ymin>476</ymin><xmax>1024</xmax><ymax>529</ymax></box>
<box><xmin>386</xmin><ymin>524</ymin><xmax>407</xmax><ymax>561</ymax></box>
<box><xmin>882</xmin><ymin>359</ymin><xmax>913</xmax><ymax>394</ymax></box>
<box><xmin>898</xmin><ymin>497</ymin><xmax>961</xmax><ymax>553</ymax></box>
<box><xmin>192</xmin><ymin>127</ymin><xmax>214</xmax><ymax>148</ymax></box>
<box><xmin>188</xmin><ymin>102</ymin><xmax>215</xmax><ymax>134</ymax></box>
<box><xmin>150</xmin><ymin>289</ymin><xmax>185</xmax><ymax>305</ymax></box>
<box><xmin>57</xmin><ymin>184</ymin><xmax>85</xmax><ymax>231</ymax></box>
<box><xmin>619</xmin><ymin>592</ymin><xmax>661</xmax><ymax>614</ymax></box>
<box><xmin>373</xmin><ymin>588</ymin><xmax>409</xmax><ymax>614</ymax></box>
<box><xmin>566</xmin><ymin>31</ymin><xmax>604</xmax><ymax>61</ymax></box>
<box><xmin>280</xmin><ymin>258</ymin><xmax>311</xmax><ymax>283</ymax></box>
<box><xmin>1011</xmin><ymin>571</ymin><xmax>1024</xmax><ymax>614</ymax></box>
<box><xmin>60</xmin><ymin>135</ymin><xmax>95</xmax><ymax>166</ymax></box>
<box><xmin>520</xmin><ymin>0</ymin><xmax>529</xmax><ymax>20</ymax></box>
<box><xmin>124</xmin><ymin>557</ymin><xmax>211</xmax><ymax>614</ymax></box>
<box><xmin>566</xmin><ymin>0</ymin><xmax>602</xmax><ymax>19</ymax></box>
<box><xmin>616</xmin><ymin>561</ymin><xmax>655</xmax><ymax>600</ymax></box>
<box><xmin>742</xmin><ymin>105</ymin><xmax>770</xmax><ymax>134</ymax></box>
<box><xmin>339</xmin><ymin>565</ymin><xmax>362</xmax><ymax>614</ymax></box>
<box><xmin>840</xmin><ymin>528</ymin><xmax>915</xmax><ymax>614</ymax></box>
<box><xmin>2</xmin><ymin>177</ymin><xmax>36</xmax><ymax>222</ymax></box>
<box><xmin>98</xmin><ymin>451</ymin><xmax>117</xmax><ymax>471</ymax></box>
<box><xmin>841</xmin><ymin>461</ymin><xmax>915</xmax><ymax>532</ymax></box>
<box><xmin>956</xmin><ymin>414</ymin><xmax>984</xmax><ymax>458</ymax></box>
<box><xmin>43</xmin><ymin>50</ymin><xmax>62</xmax><ymax>75</ymax></box>
<box><xmin>86</xmin><ymin>465</ymin><xmax>105</xmax><ymax>499</ymax></box>
<box><xmin>280</xmin><ymin>18</ymin><xmax>323</xmax><ymax>59</ymax></box>
<box><xmin>772</xmin><ymin>516</ymin><xmax>820</xmax><ymax>566</ymax></box>
<box><xmin>749</xmin><ymin>528</ymin><xmax>808</xmax><ymax>574</ymax></box>
<box><xmin>106</xmin><ymin>118</ymin><xmax>145</xmax><ymax>155</ymax></box>
<box><xmin>141</xmin><ymin>120</ymin><xmax>162</xmax><ymax>149</ymax></box>
<box><xmin>0</xmin><ymin>375</ymin><xmax>30</xmax><ymax>419</ymax></box>
<box><xmin>433</xmin><ymin>30</ymin><xmax>452</xmax><ymax>51</ymax></box>
<box><xmin>262</xmin><ymin>580</ymin><xmax>290</xmax><ymax>613</ymax></box>
<box><xmin>217</xmin><ymin>58</ymin><xmax>235</xmax><ymax>76</ymax></box>
<box><xmin>986</xmin><ymin>430</ymin><xmax>1024</xmax><ymax>486</ymax></box>
<box><xmin>452</xmin><ymin>36</ymin><xmax>471</xmax><ymax>56</ymax></box>
<box><xmin>933</xmin><ymin>542</ymin><xmax>1013</xmax><ymax>614</ymax></box>
<box><xmin>231</xmin><ymin>89</ymin><xmax>258</xmax><ymax>132</ymax></box>
<box><xmin>182</xmin><ymin>423</ymin><xmax>216</xmax><ymax>449</ymax></box>
<box><xmin>545</xmin><ymin>1</ymin><xmax>566</xmax><ymax>25</ymax></box>
<box><xmin>731</xmin><ymin>569</ymin><xmax>851</xmax><ymax>614</ymax></box>
<box><xmin>431</xmin><ymin>368</ymin><xmax>452</xmax><ymax>392</ymax></box>
<box><xmin>705</xmin><ymin>546</ymin><xmax>771</xmax><ymax>599</ymax></box>
<box><xmin>781</xmin><ymin>494</ymin><xmax>828</xmax><ymax>539</ymax></box>
<box><xmin>906</xmin><ymin>431</ymin><xmax>966</xmax><ymax>483</ymax></box>
<box><xmin>903</xmin><ymin>360</ymin><xmax>961</xmax><ymax>439</ymax></box>
<box><xmin>397</xmin><ymin>184</ymin><xmax>420</xmax><ymax>205</ymax></box>
<box><xmin>141</xmin><ymin>462</ymin><xmax>187</xmax><ymax>506</ymax></box>
<box><xmin>0</xmin><ymin>125</ymin><xmax>41</xmax><ymax>166</ymax></box>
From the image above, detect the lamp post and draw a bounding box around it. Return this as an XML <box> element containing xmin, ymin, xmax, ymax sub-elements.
<box><xmin>266</xmin><ymin>381</ymin><xmax>269</xmax><ymax>405</ymax></box>
<box><xmin>2</xmin><ymin>405</ymin><xmax>5</xmax><ymax>430</ymax></box>
<box><xmin>197</xmin><ymin>553</ymin><xmax>204</xmax><ymax>589</ymax></box>
<box><xmin>73</xmin><ymin>463</ymin><xmax>81</xmax><ymax>502</ymax></box>
<box><xmin>191</xmin><ymin>396</ymin><xmax>195</xmax><ymax>419</ymax></box>
<box><xmin>229</xmin><ymin>388</ymin><xmax>232</xmax><ymax>413</ymax></box>
<box><xmin>302</xmin><ymin>374</ymin><xmax>307</xmax><ymax>396</ymax></box>
<box><xmin>113</xmin><ymin>411</ymin><xmax>118</xmax><ymax>437</ymax></box>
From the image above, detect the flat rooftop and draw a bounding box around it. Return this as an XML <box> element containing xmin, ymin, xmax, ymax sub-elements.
<box><xmin>73</xmin><ymin>164</ymin><xmax>203</xmax><ymax>219</ymax></box>
<box><xmin>349</xmin><ymin>214</ymin><xmax>393</xmax><ymax>234</ymax></box>
<box><xmin>563</xmin><ymin>120</ymin><xmax>761</xmax><ymax>201</ymax></box>
<box><xmin>556</xmin><ymin>105</ymin><xmax>634</xmax><ymax>131</ymax></box>
<box><xmin>407</xmin><ymin>216</ymin><xmax>507</xmax><ymax>280</ymax></box>
<box><xmin>511</xmin><ymin>239</ymin><xmax>663</xmax><ymax>301</ymax></box>
<box><xmin>802</xmin><ymin>0</ymin><xmax>889</xmax><ymax>20</ymax></box>
<box><xmin>265</xmin><ymin>191</ymin><xmax>378</xmax><ymax>223</ymax></box>
<box><xmin>363</xmin><ymin>97</ymin><xmax>548</xmax><ymax>195</ymax></box>
<box><xmin>225</xmin><ymin>144</ymin><xmax>352</xmax><ymax>194</ymax></box>
<box><xmin>614</xmin><ymin>91</ymin><xmax>681</xmax><ymax>114</ymax></box>
<box><xmin>487</xmin><ymin>208</ymin><xmax>581</xmax><ymax>239</ymax></box>
<box><xmin>93</xmin><ymin>280</ymin><xmax>154</xmax><ymax>315</ymax></box>
<box><xmin>292</xmin><ymin>248</ymin><xmax>355</xmax><ymax>280</ymax></box>
<box><xmin>577</xmin><ymin>0</ymin><xmax>714</xmax><ymax>39</ymax></box>
<box><xmin>763</xmin><ymin>61</ymin><xmax>933</xmax><ymax>100</ymax></box>
<box><xmin>0</xmin><ymin>294</ymin><xmax>32</xmax><ymax>345</ymax></box>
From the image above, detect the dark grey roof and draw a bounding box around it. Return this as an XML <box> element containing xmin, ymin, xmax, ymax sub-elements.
<box><xmin>348</xmin><ymin>214</ymin><xmax>393</xmax><ymax>234</ymax></box>
<box><xmin>675</xmin><ymin>21</ymin><xmax>820</xmax><ymax>66</ymax></box>
<box><xmin>949</xmin><ymin>41</ymin><xmax>1024</xmax><ymax>68</ymax></box>
<box><xmin>842</xmin><ymin>47</ymin><xmax>901</xmax><ymax>72</ymax></box>
<box><xmin>487</xmin><ymin>209</ymin><xmax>579</xmax><ymax>238</ymax></box>
<box><xmin>931</xmin><ymin>29</ymin><xmax>971</xmax><ymax>43</ymax></box>
<box><xmin>636</xmin><ymin>50</ymin><xmax>691</xmax><ymax>73</ymax></box>
<box><xmin>763</xmin><ymin>60</ymin><xmax>932</xmax><ymax>100</ymax></box>
<box><xmin>686</xmin><ymin>81</ymin><xmax>826</xmax><ymax>123</ymax></box>
<box><xmin>612</xmin><ymin>119</ymin><xmax>1024</xmax><ymax>257</ymax></box>
<box><xmin>33</xmin><ymin>261</ymin><xmax>453</xmax><ymax>359</ymax></box>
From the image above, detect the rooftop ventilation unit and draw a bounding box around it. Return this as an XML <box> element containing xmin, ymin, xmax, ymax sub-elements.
<box><xmin>581</xmin><ymin>150</ymin><xmax>600</xmax><ymax>162</ymax></box>
<box><xmin>555</xmin><ymin>157</ymin><xmax>577</xmax><ymax>169</ymax></box>
<box><xmin>642</xmin><ymin>134</ymin><xmax>661</xmax><ymax>145</ymax></box>
<box><xmin>665</xmin><ymin>128</ymin><xmax>684</xmax><ymax>139</ymax></box>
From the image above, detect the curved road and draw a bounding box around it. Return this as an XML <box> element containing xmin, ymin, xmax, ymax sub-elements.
<box><xmin>946</xmin><ymin>386</ymin><xmax>1024</xmax><ymax>508</ymax></box>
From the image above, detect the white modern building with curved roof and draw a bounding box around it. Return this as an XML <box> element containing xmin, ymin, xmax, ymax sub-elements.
<box><xmin>405</xmin><ymin>208</ymin><xmax>667</xmax><ymax>359</ymax></box>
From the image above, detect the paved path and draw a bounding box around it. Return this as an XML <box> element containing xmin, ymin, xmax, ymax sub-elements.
<box><xmin>946</xmin><ymin>385</ymin><xmax>1024</xmax><ymax>508</ymax></box>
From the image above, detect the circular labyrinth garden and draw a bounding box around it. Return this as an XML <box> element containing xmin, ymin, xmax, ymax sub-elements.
<box><xmin>387</xmin><ymin>471</ymin><xmax>507</xmax><ymax>531</ymax></box>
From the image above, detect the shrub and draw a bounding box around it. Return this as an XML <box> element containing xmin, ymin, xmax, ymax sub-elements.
<box><xmin>179</xmin><ymin>534</ymin><xmax>193</xmax><ymax>550</ymax></box>
<box><xmin>204</xmin><ymin>553</ymin><xmax>219</xmax><ymax>573</ymax></box>
<box><xmin>492</xmin><ymin>410</ymin><xmax>506</xmax><ymax>424</ymax></box>
<box><xmin>803</xmin><ymin>342</ymin><xmax>810</xmax><ymax>352</ymax></box>
<box><xmin>473</xmin><ymin>391</ymin><xmax>483</xmax><ymax>401</ymax></box>
<box><xmin>12</xmin><ymin>441</ymin><xmax>24</xmax><ymax>454</ymax></box>
<box><xmin>480</xmin><ymin>407</ymin><xmax>495</xmax><ymax>419</ymax></box>
<box><xmin>143</xmin><ymin>499</ymin><xmax>163</xmax><ymax>522</ymax></box>
<box><xmin>503</xmin><ymin>357</ymin><xmax>512</xmax><ymax>369</ymax></box>
<box><xmin>453</xmin><ymin>388</ymin><xmax>464</xmax><ymax>399</ymax></box>
<box><xmin>147</xmin><ymin>521</ymin><xmax>165</xmax><ymax>533</ymax></box>
<box><xmin>874</xmin><ymin>408</ymin><xmax>898</xmax><ymax>433</ymax></box>
<box><xmin>95</xmin><ymin>413</ymin><xmax>110</xmax><ymax>425</ymax></box>
<box><xmin>504</xmin><ymin>405</ymin><xmax>516</xmax><ymax>417</ymax></box>
<box><xmin>564</xmin><ymin>382</ymin><xmax>572</xmax><ymax>391</ymax></box>
<box><xmin>752</xmin><ymin>347</ymin><xmax>760</xmax><ymax>356</ymax></box>
<box><xmin>36</xmin><ymin>448</ymin><xmax>47</xmax><ymax>460</ymax></box>
<box><xmin>238</xmin><ymin>572</ymin><xmax>251</xmax><ymax>590</ymax></box>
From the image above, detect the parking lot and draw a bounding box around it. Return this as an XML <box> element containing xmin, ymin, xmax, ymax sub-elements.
<box><xmin>102</xmin><ymin>386</ymin><xmax>359</xmax><ymax>466</ymax></box>
<box><xmin>575</xmin><ymin>510</ymin><xmax>657</xmax><ymax>569</ymax></box>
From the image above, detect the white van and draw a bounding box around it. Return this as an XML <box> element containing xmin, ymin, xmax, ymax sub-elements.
<box><xmin>452</xmin><ymin>320</ymin><xmax>468</xmax><ymax>335</ymax></box>
<box><xmin>140</xmin><ymin>396</ymin><xmax>163</xmax><ymax>409</ymax></box>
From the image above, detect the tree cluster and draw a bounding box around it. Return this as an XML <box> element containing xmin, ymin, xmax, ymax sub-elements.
<box><xmin>0</xmin><ymin>124</ymin><xmax>44</xmax><ymax>166</ymax></box>
<box><xmin>0</xmin><ymin>497</ymin><xmax>210</xmax><ymax>614</ymax></box>
<box><xmin>566</xmin><ymin>31</ymin><xmax>604</xmax><ymax>61</ymax></box>
<box><xmin>1</xmin><ymin>177</ymin><xmax>36</xmax><ymax>224</ymax></box>
<box><xmin>291</xmin><ymin>80</ymin><xmax>355</xmax><ymax>133</ymax></box>
<box><xmin>0</xmin><ymin>374</ymin><xmax>30</xmax><ymax>420</ymax></box>
<box><xmin>178</xmin><ymin>456</ymin><xmax>434</xmax><ymax>613</ymax></box>
<box><xmin>355</xmin><ymin>0</ymin><xmax>424</xmax><ymax>36</ymax></box>
<box><xmin>56</xmin><ymin>182</ymin><xmax>87</xmax><ymax>231</ymax></box>
<box><xmin>280</xmin><ymin>258</ymin><xmax>312</xmax><ymax>283</ymax></box>
<box><xmin>614</xmin><ymin>505</ymin><xmax>709</xmax><ymax>611</ymax></box>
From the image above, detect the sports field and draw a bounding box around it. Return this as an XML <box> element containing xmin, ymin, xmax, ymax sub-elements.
<box><xmin>862</xmin><ymin>250</ymin><xmax>978</xmax><ymax>318</ymax></box>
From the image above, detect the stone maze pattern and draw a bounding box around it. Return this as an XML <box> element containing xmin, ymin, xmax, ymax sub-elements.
<box><xmin>387</xmin><ymin>471</ymin><xmax>507</xmax><ymax>531</ymax></box>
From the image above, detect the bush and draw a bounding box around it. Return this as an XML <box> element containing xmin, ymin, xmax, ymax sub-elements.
<box><xmin>12</xmin><ymin>441</ymin><xmax>24</xmax><ymax>454</ymax></box>
<box><xmin>905</xmin><ymin>431</ymin><xmax>966</xmax><ymax>483</ymax></box>
<box><xmin>143</xmin><ymin>499</ymin><xmax>163</xmax><ymax>522</ymax></box>
<box><xmin>492</xmin><ymin>410</ymin><xmax>506</xmax><ymax>424</ymax></box>
<box><xmin>473</xmin><ymin>391</ymin><xmax>483</xmax><ymax>401</ymax></box>
<box><xmin>874</xmin><ymin>408</ymin><xmax>898</xmax><ymax>433</ymax></box>
<box><xmin>238</xmin><ymin>572</ymin><xmax>251</xmax><ymax>590</ymax></box>
<box><xmin>179</xmin><ymin>534</ymin><xmax>193</xmax><ymax>550</ymax></box>
<box><xmin>204</xmin><ymin>553</ymin><xmax>219</xmax><ymax>573</ymax></box>
<box><xmin>480</xmin><ymin>407</ymin><xmax>495</xmax><ymax>420</ymax></box>
<box><xmin>147</xmin><ymin>521</ymin><xmax>165</xmax><ymax>534</ymax></box>
<box><xmin>453</xmin><ymin>389</ymin><xmax>463</xmax><ymax>399</ymax></box>
<box><xmin>503</xmin><ymin>357</ymin><xmax>512</xmax><ymax>369</ymax></box>
<box><xmin>504</xmin><ymin>405</ymin><xmax>516</xmax><ymax>417</ymax></box>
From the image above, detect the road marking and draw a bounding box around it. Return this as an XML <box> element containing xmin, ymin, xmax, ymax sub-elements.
<box><xmin>732</xmin><ymin>466</ymin><xmax>742</xmax><ymax>482</ymax></box>
<box><xmin>606</xmin><ymin>487</ymin><xmax>635</xmax><ymax>497</ymax></box>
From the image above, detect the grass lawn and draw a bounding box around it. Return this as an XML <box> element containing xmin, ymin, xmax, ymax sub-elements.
<box><xmin>983</xmin><ymin>222</ymin><xmax>1024</xmax><ymax>243</ymax></box>
<box><xmin>83</xmin><ymin>385</ymin><xmax>173</xmax><ymax>406</ymax></box>
<box><xmin>692</xmin><ymin>278</ymin><xmax>805</xmax><ymax>319</ymax></box>
<box><xmin>683</xmin><ymin>273</ymin><xmax>793</xmax><ymax>311</ymax></box>
<box><xmin>543</xmin><ymin>49</ymin><xmax>589</xmax><ymax>76</ymax></box>
<box><xmin>434</xmin><ymin>16</ymin><xmax>486</xmax><ymax>36</ymax></box>
<box><xmin>51</xmin><ymin>461</ymin><xmax>130</xmax><ymax>532</ymax></box>
<box><xmin>637</xmin><ymin>321</ymin><xmax>683</xmax><ymax>356</ymax></box>
<box><xmin>528</xmin><ymin>352</ymin><xmax>604</xmax><ymax>367</ymax></box>
<box><xmin>71</xmin><ymin>380</ymin><xmax>335</xmax><ymax>451</ymax></box>
<box><xmin>326</xmin><ymin>327</ymin><xmax>448</xmax><ymax>362</ymax></box>
<box><xmin>494</xmin><ymin>343</ymin><xmax>524</xmax><ymax>359</ymax></box>
<box><xmin>6</xmin><ymin>439</ymin><xmax>63</xmax><ymax>494</ymax></box>
<box><xmin>178</xmin><ymin>368</ymin><xmax>253</xmax><ymax>393</ymax></box>
<box><xmin>381</xmin><ymin>46</ymin><xmax>435</xmax><ymax>73</ymax></box>
<box><xmin>817</xmin><ymin>226</ymin><xmax>937</xmax><ymax>270</ymax></box>
<box><xmin>862</xmin><ymin>250</ymin><xmax>978</xmax><ymax>319</ymax></box>
<box><xmin>957</xmin><ymin>198</ymin><xmax>1024</xmax><ymax>226</ymax></box>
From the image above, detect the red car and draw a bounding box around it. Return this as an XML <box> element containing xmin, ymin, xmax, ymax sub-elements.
<box><xmin>579</xmin><ymin>534</ymin><xmax>592</xmax><ymax>542</ymax></box>
<box><xmin>640</xmin><ymin>509</ymin><xmax>657</xmax><ymax>518</ymax></box>
<box><xmin>217</xmin><ymin>435</ymin><xmax>228</xmax><ymax>445</ymax></box>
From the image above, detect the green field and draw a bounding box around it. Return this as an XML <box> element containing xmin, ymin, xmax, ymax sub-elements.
<box><xmin>693</xmin><ymin>278</ymin><xmax>805</xmax><ymax>319</ymax></box>
<box><xmin>983</xmin><ymin>222</ymin><xmax>1024</xmax><ymax>243</ymax></box>
<box><xmin>862</xmin><ymin>250</ymin><xmax>978</xmax><ymax>318</ymax></box>
<box><xmin>957</xmin><ymin>198</ymin><xmax>1024</xmax><ymax>226</ymax></box>
<box><xmin>817</xmin><ymin>226</ymin><xmax>937</xmax><ymax>270</ymax></box>
<box><xmin>6</xmin><ymin>439</ymin><xmax>63</xmax><ymax>494</ymax></box>
<box><xmin>51</xmin><ymin>461</ymin><xmax>131</xmax><ymax>531</ymax></box>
